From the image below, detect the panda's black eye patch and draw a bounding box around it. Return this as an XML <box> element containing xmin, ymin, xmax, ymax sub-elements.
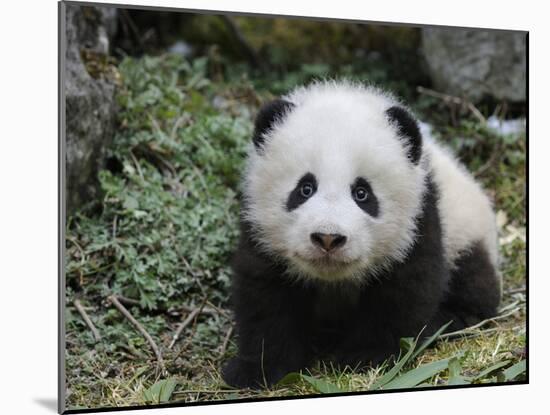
<box><xmin>351</xmin><ymin>177</ymin><xmax>379</xmax><ymax>217</ymax></box>
<box><xmin>286</xmin><ymin>173</ymin><xmax>317</xmax><ymax>211</ymax></box>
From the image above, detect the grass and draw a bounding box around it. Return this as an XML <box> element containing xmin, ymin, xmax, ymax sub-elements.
<box><xmin>64</xmin><ymin>54</ymin><xmax>526</xmax><ymax>410</ymax></box>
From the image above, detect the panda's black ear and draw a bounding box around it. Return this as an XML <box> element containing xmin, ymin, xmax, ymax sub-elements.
<box><xmin>253</xmin><ymin>99</ymin><xmax>294</xmax><ymax>150</ymax></box>
<box><xmin>385</xmin><ymin>106</ymin><xmax>422</xmax><ymax>165</ymax></box>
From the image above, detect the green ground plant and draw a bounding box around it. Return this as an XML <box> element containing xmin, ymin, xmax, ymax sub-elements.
<box><xmin>65</xmin><ymin>54</ymin><xmax>526</xmax><ymax>410</ymax></box>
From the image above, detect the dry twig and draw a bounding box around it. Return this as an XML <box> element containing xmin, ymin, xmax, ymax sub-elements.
<box><xmin>181</xmin><ymin>256</ymin><xmax>206</xmax><ymax>296</ymax></box>
<box><xmin>116</xmin><ymin>294</ymin><xmax>230</xmax><ymax>318</ymax></box>
<box><xmin>107</xmin><ymin>294</ymin><xmax>165</xmax><ymax>373</ymax></box>
<box><xmin>504</xmin><ymin>286</ymin><xmax>526</xmax><ymax>295</ymax></box>
<box><xmin>219</xmin><ymin>326</ymin><xmax>234</xmax><ymax>357</ymax></box>
<box><xmin>499</xmin><ymin>299</ymin><xmax>523</xmax><ymax>314</ymax></box>
<box><xmin>129</xmin><ymin>150</ymin><xmax>144</xmax><ymax>181</ymax></box>
<box><xmin>73</xmin><ymin>299</ymin><xmax>102</xmax><ymax>342</ymax></box>
<box><xmin>179</xmin><ymin>304</ymin><xmax>218</xmax><ymax>316</ymax></box>
<box><xmin>205</xmin><ymin>300</ymin><xmax>231</xmax><ymax>319</ymax></box>
<box><xmin>119</xmin><ymin>9</ymin><xmax>145</xmax><ymax>52</ymax></box>
<box><xmin>173</xmin><ymin>389</ymin><xmax>241</xmax><ymax>394</ymax></box>
<box><xmin>439</xmin><ymin>306</ymin><xmax>524</xmax><ymax>340</ymax></box>
<box><xmin>220</xmin><ymin>15</ymin><xmax>263</xmax><ymax>70</ymax></box>
<box><xmin>169</xmin><ymin>299</ymin><xmax>207</xmax><ymax>349</ymax></box>
<box><xmin>112</xmin><ymin>215</ymin><xmax>118</xmax><ymax>239</ymax></box>
<box><xmin>474</xmin><ymin>140</ymin><xmax>503</xmax><ymax>178</ymax></box>
<box><xmin>441</xmin><ymin>325</ymin><xmax>524</xmax><ymax>341</ymax></box>
<box><xmin>417</xmin><ymin>86</ymin><xmax>486</xmax><ymax>124</ymax></box>
<box><xmin>116</xmin><ymin>295</ymin><xmax>141</xmax><ymax>307</ymax></box>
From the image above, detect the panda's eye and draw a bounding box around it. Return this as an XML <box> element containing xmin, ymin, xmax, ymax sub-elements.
<box><xmin>301</xmin><ymin>182</ymin><xmax>315</xmax><ymax>198</ymax></box>
<box><xmin>287</xmin><ymin>173</ymin><xmax>317</xmax><ymax>211</ymax></box>
<box><xmin>351</xmin><ymin>177</ymin><xmax>379</xmax><ymax>217</ymax></box>
<box><xmin>353</xmin><ymin>187</ymin><xmax>368</xmax><ymax>202</ymax></box>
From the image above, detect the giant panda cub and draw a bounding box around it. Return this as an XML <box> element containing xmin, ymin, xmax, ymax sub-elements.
<box><xmin>222</xmin><ymin>81</ymin><xmax>501</xmax><ymax>389</ymax></box>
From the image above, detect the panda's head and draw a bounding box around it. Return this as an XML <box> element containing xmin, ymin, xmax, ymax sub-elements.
<box><xmin>242</xmin><ymin>82</ymin><xmax>428</xmax><ymax>282</ymax></box>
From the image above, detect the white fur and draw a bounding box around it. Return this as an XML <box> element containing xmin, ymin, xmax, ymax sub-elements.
<box><xmin>242</xmin><ymin>81</ymin><xmax>499</xmax><ymax>285</ymax></box>
<box><xmin>424</xmin><ymin>135</ymin><xmax>500</xmax><ymax>284</ymax></box>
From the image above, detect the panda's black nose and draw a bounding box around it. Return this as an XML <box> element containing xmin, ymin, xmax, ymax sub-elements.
<box><xmin>310</xmin><ymin>232</ymin><xmax>347</xmax><ymax>252</ymax></box>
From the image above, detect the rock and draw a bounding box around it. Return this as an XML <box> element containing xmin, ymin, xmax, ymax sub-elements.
<box><xmin>421</xmin><ymin>28</ymin><xmax>526</xmax><ymax>103</ymax></box>
<box><xmin>167</xmin><ymin>40</ymin><xmax>194</xmax><ymax>57</ymax></box>
<box><xmin>64</xmin><ymin>4</ymin><xmax>118</xmax><ymax>213</ymax></box>
<box><xmin>486</xmin><ymin>116</ymin><xmax>526</xmax><ymax>137</ymax></box>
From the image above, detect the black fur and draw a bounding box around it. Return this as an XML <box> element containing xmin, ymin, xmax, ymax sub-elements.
<box><xmin>253</xmin><ymin>99</ymin><xmax>295</xmax><ymax>150</ymax></box>
<box><xmin>222</xmin><ymin>176</ymin><xmax>501</xmax><ymax>388</ymax></box>
<box><xmin>351</xmin><ymin>177</ymin><xmax>379</xmax><ymax>217</ymax></box>
<box><xmin>286</xmin><ymin>172</ymin><xmax>318</xmax><ymax>211</ymax></box>
<box><xmin>430</xmin><ymin>242</ymin><xmax>501</xmax><ymax>332</ymax></box>
<box><xmin>386</xmin><ymin>106</ymin><xmax>422</xmax><ymax>164</ymax></box>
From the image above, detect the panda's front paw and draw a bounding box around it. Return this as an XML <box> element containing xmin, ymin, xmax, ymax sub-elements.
<box><xmin>221</xmin><ymin>357</ymin><xmax>269</xmax><ymax>389</ymax></box>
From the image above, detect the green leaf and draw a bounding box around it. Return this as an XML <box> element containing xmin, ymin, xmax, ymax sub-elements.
<box><xmin>276</xmin><ymin>372</ymin><xmax>303</xmax><ymax>387</ymax></box>
<box><xmin>400</xmin><ymin>336</ymin><xmax>415</xmax><ymax>352</ymax></box>
<box><xmin>447</xmin><ymin>357</ymin><xmax>469</xmax><ymax>385</ymax></box>
<box><xmin>502</xmin><ymin>360</ymin><xmax>526</xmax><ymax>381</ymax></box>
<box><xmin>132</xmin><ymin>209</ymin><xmax>148</xmax><ymax>219</ymax></box>
<box><xmin>382</xmin><ymin>358</ymin><xmax>450</xmax><ymax>390</ymax></box>
<box><xmin>370</xmin><ymin>337</ymin><xmax>417</xmax><ymax>390</ymax></box>
<box><xmin>411</xmin><ymin>320</ymin><xmax>453</xmax><ymax>361</ymax></box>
<box><xmin>142</xmin><ymin>378</ymin><xmax>178</xmax><ymax>404</ymax></box>
<box><xmin>159</xmin><ymin>378</ymin><xmax>178</xmax><ymax>402</ymax></box>
<box><xmin>300</xmin><ymin>375</ymin><xmax>344</xmax><ymax>394</ymax></box>
<box><xmin>127</xmin><ymin>366</ymin><xmax>150</xmax><ymax>385</ymax></box>
<box><xmin>224</xmin><ymin>392</ymin><xmax>242</xmax><ymax>400</ymax></box>
<box><xmin>123</xmin><ymin>195</ymin><xmax>139</xmax><ymax>210</ymax></box>
<box><xmin>473</xmin><ymin>360</ymin><xmax>511</xmax><ymax>381</ymax></box>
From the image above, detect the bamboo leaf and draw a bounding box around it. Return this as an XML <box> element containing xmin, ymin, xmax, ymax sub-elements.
<box><xmin>473</xmin><ymin>360</ymin><xmax>511</xmax><ymax>381</ymax></box>
<box><xmin>276</xmin><ymin>372</ymin><xmax>303</xmax><ymax>387</ymax></box>
<box><xmin>411</xmin><ymin>321</ymin><xmax>453</xmax><ymax>361</ymax></box>
<box><xmin>502</xmin><ymin>360</ymin><xmax>526</xmax><ymax>381</ymax></box>
<box><xmin>371</xmin><ymin>322</ymin><xmax>452</xmax><ymax>391</ymax></box>
<box><xmin>142</xmin><ymin>378</ymin><xmax>178</xmax><ymax>404</ymax></box>
<box><xmin>382</xmin><ymin>358</ymin><xmax>450</xmax><ymax>390</ymax></box>
<box><xmin>276</xmin><ymin>372</ymin><xmax>345</xmax><ymax>393</ymax></box>
<box><xmin>159</xmin><ymin>378</ymin><xmax>177</xmax><ymax>402</ymax></box>
<box><xmin>370</xmin><ymin>337</ymin><xmax>417</xmax><ymax>390</ymax></box>
<box><xmin>300</xmin><ymin>374</ymin><xmax>344</xmax><ymax>394</ymax></box>
<box><xmin>447</xmin><ymin>357</ymin><xmax>469</xmax><ymax>385</ymax></box>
